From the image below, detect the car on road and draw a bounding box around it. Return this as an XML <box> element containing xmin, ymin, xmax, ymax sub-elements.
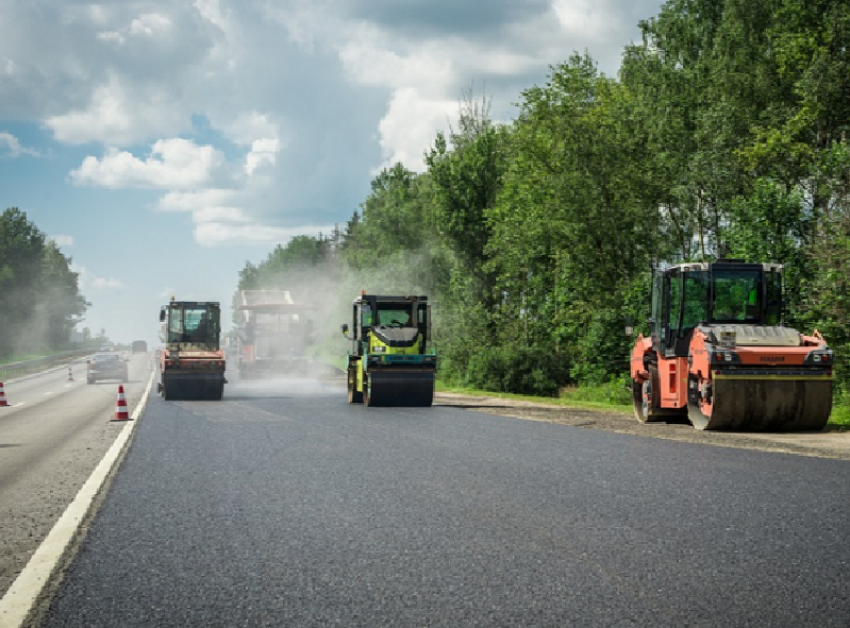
<box><xmin>87</xmin><ymin>353</ymin><xmax>129</xmax><ymax>384</ymax></box>
<box><xmin>132</xmin><ymin>340</ymin><xmax>148</xmax><ymax>353</ymax></box>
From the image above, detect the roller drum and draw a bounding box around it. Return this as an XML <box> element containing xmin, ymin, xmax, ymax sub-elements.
<box><xmin>365</xmin><ymin>370</ymin><xmax>434</xmax><ymax>407</ymax></box>
<box><xmin>163</xmin><ymin>371</ymin><xmax>225</xmax><ymax>401</ymax></box>
<box><xmin>690</xmin><ymin>378</ymin><xmax>832</xmax><ymax>431</ymax></box>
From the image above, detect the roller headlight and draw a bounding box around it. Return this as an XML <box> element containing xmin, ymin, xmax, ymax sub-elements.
<box><xmin>710</xmin><ymin>348</ymin><xmax>740</xmax><ymax>365</ymax></box>
<box><xmin>804</xmin><ymin>349</ymin><xmax>833</xmax><ymax>366</ymax></box>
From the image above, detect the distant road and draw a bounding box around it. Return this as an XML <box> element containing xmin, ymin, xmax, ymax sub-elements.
<box><xmin>0</xmin><ymin>353</ymin><xmax>150</xmax><ymax>596</ymax></box>
<box><xmin>31</xmin><ymin>376</ymin><xmax>850</xmax><ymax>627</ymax></box>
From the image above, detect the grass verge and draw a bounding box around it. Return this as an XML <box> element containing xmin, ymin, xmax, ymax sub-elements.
<box><xmin>438</xmin><ymin>378</ymin><xmax>850</xmax><ymax>429</ymax></box>
<box><xmin>0</xmin><ymin>354</ymin><xmax>51</xmax><ymax>366</ymax></box>
<box><xmin>436</xmin><ymin>379</ymin><xmax>633</xmax><ymax>415</ymax></box>
<box><xmin>829</xmin><ymin>393</ymin><xmax>850</xmax><ymax>430</ymax></box>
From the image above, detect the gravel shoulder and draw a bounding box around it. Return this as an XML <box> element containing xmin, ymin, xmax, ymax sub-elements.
<box><xmin>435</xmin><ymin>392</ymin><xmax>850</xmax><ymax>461</ymax></box>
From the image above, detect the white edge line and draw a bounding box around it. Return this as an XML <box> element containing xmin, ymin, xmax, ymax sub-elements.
<box><xmin>0</xmin><ymin>368</ymin><xmax>156</xmax><ymax>627</ymax></box>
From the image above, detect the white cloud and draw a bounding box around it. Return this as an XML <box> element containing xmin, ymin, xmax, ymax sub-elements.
<box><xmin>72</xmin><ymin>264</ymin><xmax>124</xmax><ymax>291</ymax></box>
<box><xmin>49</xmin><ymin>234</ymin><xmax>74</xmax><ymax>247</ymax></box>
<box><xmin>245</xmin><ymin>138</ymin><xmax>281</xmax><ymax>175</ymax></box>
<box><xmin>376</xmin><ymin>88</ymin><xmax>456</xmax><ymax>172</ymax></box>
<box><xmin>193</xmin><ymin>221</ymin><xmax>337</xmax><ymax>247</ymax></box>
<box><xmin>69</xmin><ymin>139</ymin><xmax>226</xmax><ymax>189</ymax></box>
<box><xmin>0</xmin><ymin>132</ymin><xmax>40</xmax><ymax>158</ymax></box>
<box><xmin>259</xmin><ymin>0</ymin><xmax>332</xmax><ymax>51</ymax></box>
<box><xmin>96</xmin><ymin>31</ymin><xmax>125</xmax><ymax>46</ymax></box>
<box><xmin>338</xmin><ymin>28</ymin><xmax>456</xmax><ymax>93</ymax></box>
<box><xmin>155</xmin><ymin>189</ymin><xmax>238</xmax><ymax>212</ymax></box>
<box><xmin>44</xmin><ymin>74</ymin><xmax>187</xmax><ymax>146</ymax></box>
<box><xmin>551</xmin><ymin>0</ymin><xmax>625</xmax><ymax>39</ymax></box>
<box><xmin>130</xmin><ymin>13</ymin><xmax>173</xmax><ymax>37</ymax></box>
<box><xmin>96</xmin><ymin>12</ymin><xmax>175</xmax><ymax>46</ymax></box>
<box><xmin>219</xmin><ymin>112</ymin><xmax>282</xmax><ymax>147</ymax></box>
<box><xmin>3</xmin><ymin>0</ymin><xmax>667</xmax><ymax>249</ymax></box>
<box><xmin>191</xmin><ymin>207</ymin><xmax>249</xmax><ymax>223</ymax></box>
<box><xmin>194</xmin><ymin>0</ymin><xmax>229</xmax><ymax>33</ymax></box>
<box><xmin>153</xmin><ymin>183</ymin><xmax>310</xmax><ymax>246</ymax></box>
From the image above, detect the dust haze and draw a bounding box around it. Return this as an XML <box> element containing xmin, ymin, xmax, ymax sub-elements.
<box><xmin>224</xmin><ymin>246</ymin><xmax>442</xmax><ymax>395</ymax></box>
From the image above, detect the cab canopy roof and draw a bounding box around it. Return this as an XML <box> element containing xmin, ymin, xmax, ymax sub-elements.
<box><xmin>661</xmin><ymin>260</ymin><xmax>783</xmax><ymax>274</ymax></box>
<box><xmin>352</xmin><ymin>294</ymin><xmax>428</xmax><ymax>305</ymax></box>
<box><xmin>166</xmin><ymin>301</ymin><xmax>221</xmax><ymax>307</ymax></box>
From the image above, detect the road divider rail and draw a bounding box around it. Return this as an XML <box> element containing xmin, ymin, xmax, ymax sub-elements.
<box><xmin>0</xmin><ymin>350</ymin><xmax>93</xmax><ymax>381</ymax></box>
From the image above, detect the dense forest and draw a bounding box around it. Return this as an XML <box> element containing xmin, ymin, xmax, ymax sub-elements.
<box><xmin>0</xmin><ymin>209</ymin><xmax>88</xmax><ymax>358</ymax></box>
<box><xmin>239</xmin><ymin>0</ymin><xmax>849</xmax><ymax>409</ymax></box>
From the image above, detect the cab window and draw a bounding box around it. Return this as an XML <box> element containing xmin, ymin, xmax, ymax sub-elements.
<box><xmin>712</xmin><ymin>270</ymin><xmax>762</xmax><ymax>323</ymax></box>
<box><xmin>667</xmin><ymin>269</ymin><xmax>682</xmax><ymax>335</ymax></box>
<box><xmin>682</xmin><ymin>271</ymin><xmax>709</xmax><ymax>329</ymax></box>
<box><xmin>377</xmin><ymin>308</ymin><xmax>412</xmax><ymax>326</ymax></box>
<box><xmin>765</xmin><ymin>271</ymin><xmax>782</xmax><ymax>325</ymax></box>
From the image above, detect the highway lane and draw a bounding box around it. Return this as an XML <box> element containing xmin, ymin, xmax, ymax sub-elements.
<box><xmin>39</xmin><ymin>376</ymin><xmax>850</xmax><ymax>627</ymax></box>
<box><xmin>0</xmin><ymin>353</ymin><xmax>152</xmax><ymax>597</ymax></box>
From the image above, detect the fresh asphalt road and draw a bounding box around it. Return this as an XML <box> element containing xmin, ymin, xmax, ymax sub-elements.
<box><xmin>41</xmin><ymin>377</ymin><xmax>850</xmax><ymax>627</ymax></box>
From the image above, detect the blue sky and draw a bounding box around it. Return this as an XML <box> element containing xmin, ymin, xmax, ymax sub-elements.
<box><xmin>1</xmin><ymin>0</ymin><xmax>664</xmax><ymax>346</ymax></box>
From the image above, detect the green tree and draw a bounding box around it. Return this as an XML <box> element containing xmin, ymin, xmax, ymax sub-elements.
<box><xmin>0</xmin><ymin>209</ymin><xmax>87</xmax><ymax>355</ymax></box>
<box><xmin>343</xmin><ymin>164</ymin><xmax>436</xmax><ymax>270</ymax></box>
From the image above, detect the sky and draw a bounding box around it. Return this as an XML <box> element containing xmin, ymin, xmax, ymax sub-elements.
<box><xmin>1</xmin><ymin>0</ymin><xmax>665</xmax><ymax>346</ymax></box>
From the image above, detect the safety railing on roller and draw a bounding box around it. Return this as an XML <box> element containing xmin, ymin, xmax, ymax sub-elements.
<box><xmin>0</xmin><ymin>349</ymin><xmax>93</xmax><ymax>381</ymax></box>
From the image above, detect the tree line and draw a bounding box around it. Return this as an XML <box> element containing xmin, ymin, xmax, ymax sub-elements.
<box><xmin>0</xmin><ymin>208</ymin><xmax>88</xmax><ymax>358</ymax></box>
<box><xmin>236</xmin><ymin>0</ymin><xmax>850</xmax><ymax>407</ymax></box>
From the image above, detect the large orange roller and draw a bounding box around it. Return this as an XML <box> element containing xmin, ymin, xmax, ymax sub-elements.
<box><xmin>630</xmin><ymin>260</ymin><xmax>833</xmax><ymax>431</ymax></box>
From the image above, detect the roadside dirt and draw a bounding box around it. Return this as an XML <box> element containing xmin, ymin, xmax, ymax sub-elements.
<box><xmin>435</xmin><ymin>392</ymin><xmax>850</xmax><ymax>461</ymax></box>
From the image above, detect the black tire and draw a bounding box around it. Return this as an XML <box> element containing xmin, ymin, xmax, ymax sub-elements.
<box><xmin>348</xmin><ymin>368</ymin><xmax>363</xmax><ymax>404</ymax></box>
<box><xmin>635</xmin><ymin>366</ymin><xmax>661</xmax><ymax>423</ymax></box>
<box><xmin>687</xmin><ymin>375</ymin><xmax>709</xmax><ymax>430</ymax></box>
<box><xmin>209</xmin><ymin>382</ymin><xmax>224</xmax><ymax>401</ymax></box>
<box><xmin>631</xmin><ymin>378</ymin><xmax>643</xmax><ymax>422</ymax></box>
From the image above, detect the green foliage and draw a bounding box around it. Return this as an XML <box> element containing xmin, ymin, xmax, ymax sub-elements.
<box><xmin>344</xmin><ymin>164</ymin><xmax>436</xmax><ymax>269</ymax></box>
<box><xmin>0</xmin><ymin>209</ymin><xmax>88</xmax><ymax>357</ymax></box>
<box><xmin>563</xmin><ymin>377</ymin><xmax>633</xmax><ymax>408</ymax></box>
<box><xmin>830</xmin><ymin>393</ymin><xmax>850</xmax><ymax>428</ymax></box>
<box><xmin>235</xmin><ymin>1</ymin><xmax>850</xmax><ymax>410</ymax></box>
<box><xmin>463</xmin><ymin>343</ymin><xmax>567</xmax><ymax>397</ymax></box>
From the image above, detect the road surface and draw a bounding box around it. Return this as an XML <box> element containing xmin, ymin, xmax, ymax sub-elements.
<box><xmin>27</xmin><ymin>375</ymin><xmax>850</xmax><ymax>627</ymax></box>
<box><xmin>0</xmin><ymin>353</ymin><xmax>150</xmax><ymax>597</ymax></box>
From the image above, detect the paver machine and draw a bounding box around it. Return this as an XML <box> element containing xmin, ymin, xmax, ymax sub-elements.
<box><xmin>158</xmin><ymin>299</ymin><xmax>227</xmax><ymax>400</ymax></box>
<box><xmin>630</xmin><ymin>260</ymin><xmax>833</xmax><ymax>430</ymax></box>
<box><xmin>235</xmin><ymin>290</ymin><xmax>317</xmax><ymax>378</ymax></box>
<box><xmin>341</xmin><ymin>294</ymin><xmax>437</xmax><ymax>407</ymax></box>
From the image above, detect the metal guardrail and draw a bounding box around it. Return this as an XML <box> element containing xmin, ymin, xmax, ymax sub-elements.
<box><xmin>0</xmin><ymin>349</ymin><xmax>93</xmax><ymax>381</ymax></box>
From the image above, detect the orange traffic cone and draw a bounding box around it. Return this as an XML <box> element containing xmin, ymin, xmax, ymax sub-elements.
<box><xmin>111</xmin><ymin>385</ymin><xmax>131</xmax><ymax>422</ymax></box>
<box><xmin>67</xmin><ymin>365</ymin><xmax>74</xmax><ymax>382</ymax></box>
<box><xmin>0</xmin><ymin>382</ymin><xmax>7</xmax><ymax>407</ymax></box>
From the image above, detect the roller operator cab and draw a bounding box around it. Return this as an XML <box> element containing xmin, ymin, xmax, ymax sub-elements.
<box><xmin>630</xmin><ymin>260</ymin><xmax>833</xmax><ymax>430</ymax></box>
<box><xmin>341</xmin><ymin>294</ymin><xmax>437</xmax><ymax>407</ymax></box>
<box><xmin>158</xmin><ymin>300</ymin><xmax>227</xmax><ymax>400</ymax></box>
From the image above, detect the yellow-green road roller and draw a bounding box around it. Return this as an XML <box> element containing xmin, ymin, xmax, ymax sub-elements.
<box><xmin>341</xmin><ymin>294</ymin><xmax>437</xmax><ymax>407</ymax></box>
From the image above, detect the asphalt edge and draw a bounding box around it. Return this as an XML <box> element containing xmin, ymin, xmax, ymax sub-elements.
<box><xmin>0</xmin><ymin>367</ymin><xmax>156</xmax><ymax>628</ymax></box>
